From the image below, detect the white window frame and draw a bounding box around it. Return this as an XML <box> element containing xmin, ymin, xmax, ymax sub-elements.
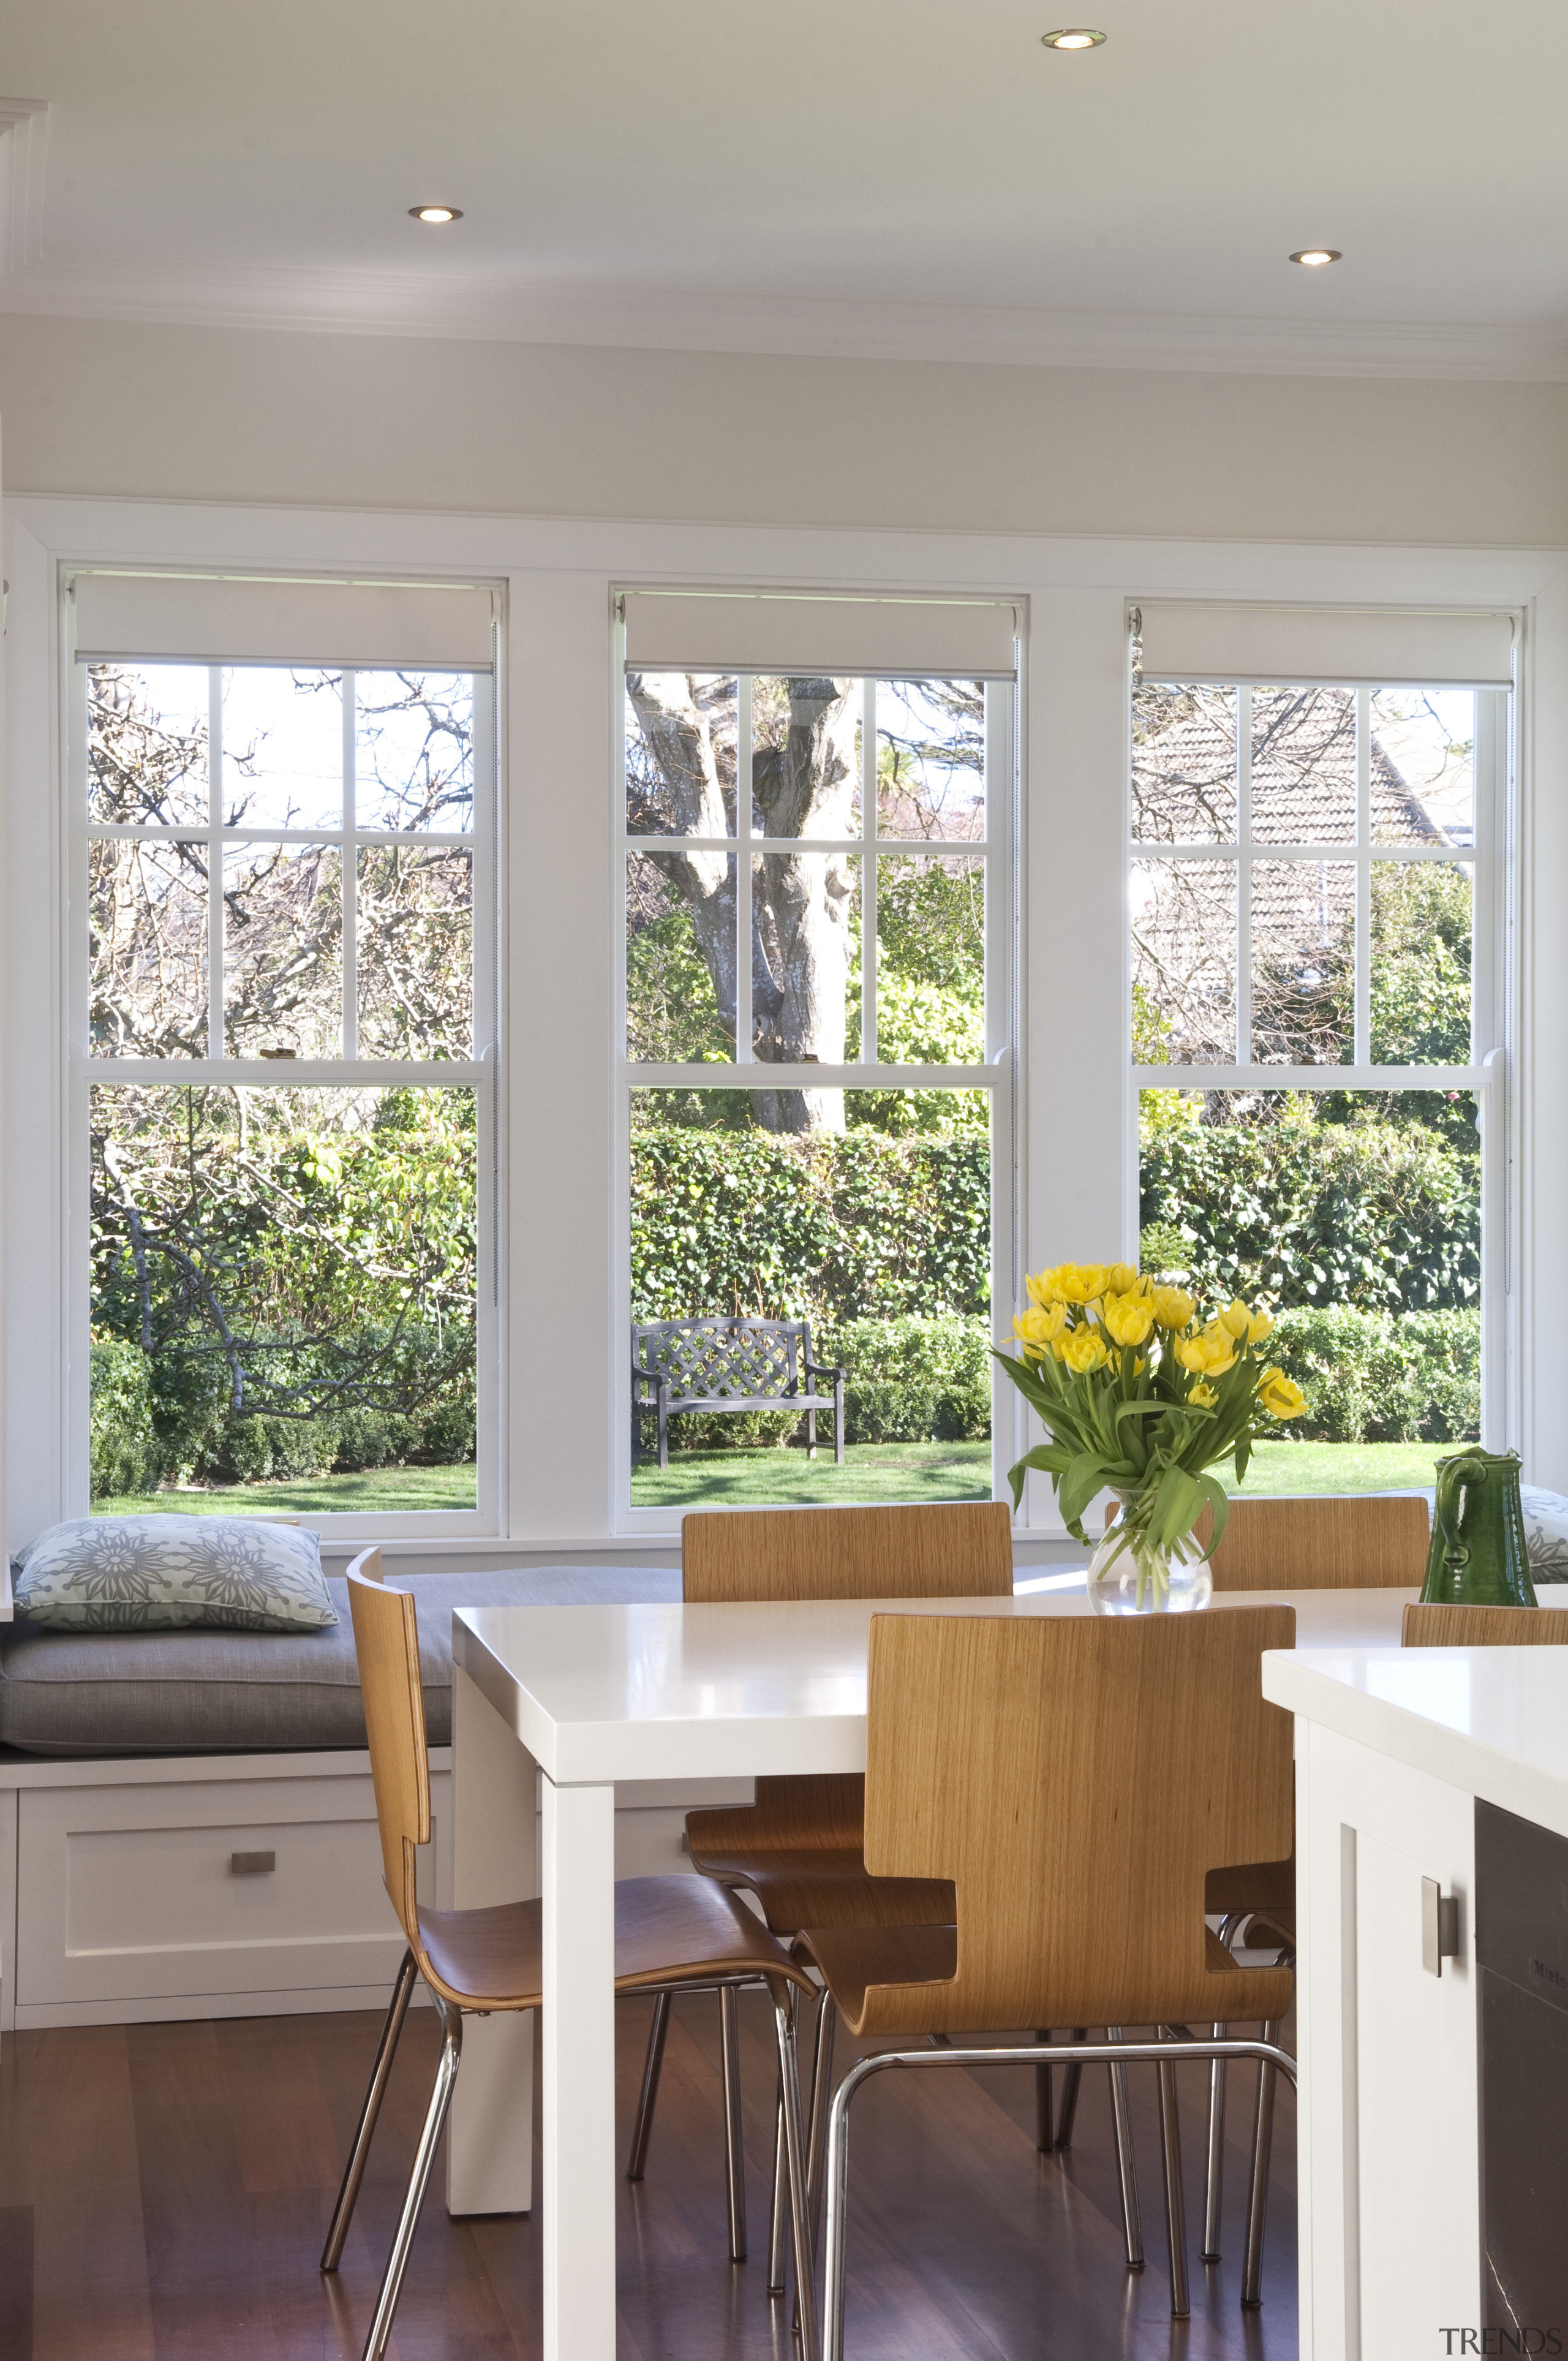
<box><xmin>63</xmin><ymin>614</ymin><xmax>503</xmax><ymax>1538</ymax></box>
<box><xmin>1128</xmin><ymin>670</ymin><xmax>1515</xmax><ymax>1445</ymax></box>
<box><xmin>611</xmin><ymin>619</ymin><xmax>1019</xmax><ymax>1535</ymax></box>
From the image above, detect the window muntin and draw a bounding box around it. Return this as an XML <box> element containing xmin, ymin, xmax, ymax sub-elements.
<box><xmin>1131</xmin><ymin>682</ymin><xmax>1479</xmax><ymax>1076</ymax></box>
<box><xmin>78</xmin><ymin>654</ymin><xmax>492</xmax><ymax>1525</ymax></box>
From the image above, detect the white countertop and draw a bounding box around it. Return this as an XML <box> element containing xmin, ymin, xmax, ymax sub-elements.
<box><xmin>454</xmin><ymin>1584</ymin><xmax>1427</xmax><ymax>1785</ymax></box>
<box><xmin>1263</xmin><ymin>1631</ymin><xmax>1568</xmax><ymax>1842</ymax></box>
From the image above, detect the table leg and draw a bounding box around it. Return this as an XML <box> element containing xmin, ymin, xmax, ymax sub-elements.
<box><xmin>446</xmin><ymin>1663</ymin><xmax>538</xmax><ymax>2216</ymax></box>
<box><xmin>542</xmin><ymin>1774</ymin><xmax>618</xmax><ymax>2361</ymax></box>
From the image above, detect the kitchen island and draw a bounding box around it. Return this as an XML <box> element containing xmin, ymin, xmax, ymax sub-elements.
<box><xmin>1263</xmin><ymin>1639</ymin><xmax>1568</xmax><ymax>2357</ymax></box>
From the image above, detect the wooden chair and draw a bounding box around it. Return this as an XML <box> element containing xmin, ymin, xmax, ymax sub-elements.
<box><xmin>628</xmin><ymin>1501</ymin><xmax>1026</xmax><ymax>2290</ymax></box>
<box><xmin>800</xmin><ymin>1607</ymin><xmax>1298</xmax><ymax>2354</ymax></box>
<box><xmin>1403</xmin><ymin>1601</ymin><xmax>1568</xmax><ymax>1644</ymax></box>
<box><xmin>322</xmin><ymin>1551</ymin><xmax>821</xmax><ymax>2361</ymax></box>
<box><xmin>1202</xmin><ymin>1490</ymin><xmax>1430</xmax><ymax>1590</ymax></box>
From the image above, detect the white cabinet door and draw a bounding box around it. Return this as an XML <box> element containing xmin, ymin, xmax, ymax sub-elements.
<box><xmin>1297</xmin><ymin>1721</ymin><xmax>1479</xmax><ymax>2359</ymax></box>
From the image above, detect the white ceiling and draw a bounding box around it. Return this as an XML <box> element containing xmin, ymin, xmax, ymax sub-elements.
<box><xmin>2</xmin><ymin>0</ymin><xmax>1567</xmax><ymax>376</ymax></box>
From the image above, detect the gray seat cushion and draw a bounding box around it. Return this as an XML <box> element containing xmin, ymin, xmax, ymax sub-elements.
<box><xmin>0</xmin><ymin>1566</ymin><xmax>680</xmax><ymax>1757</ymax></box>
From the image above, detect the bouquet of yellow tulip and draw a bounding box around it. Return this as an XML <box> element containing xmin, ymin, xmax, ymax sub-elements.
<box><xmin>996</xmin><ymin>1261</ymin><xmax>1307</xmax><ymax>1605</ymax></box>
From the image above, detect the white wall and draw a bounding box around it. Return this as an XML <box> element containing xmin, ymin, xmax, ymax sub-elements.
<box><xmin>1</xmin><ymin>311</ymin><xmax>1567</xmax><ymax>546</ymax></box>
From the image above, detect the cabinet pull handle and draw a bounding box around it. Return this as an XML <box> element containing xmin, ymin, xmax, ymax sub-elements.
<box><xmin>231</xmin><ymin>1849</ymin><xmax>276</xmax><ymax>1876</ymax></box>
<box><xmin>1421</xmin><ymin>1876</ymin><xmax>1460</xmax><ymax>1975</ymax></box>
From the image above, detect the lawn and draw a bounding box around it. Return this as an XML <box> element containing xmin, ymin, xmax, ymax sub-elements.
<box><xmin>92</xmin><ymin>1465</ymin><xmax>478</xmax><ymax>1518</ymax></box>
<box><xmin>630</xmin><ymin>1434</ymin><xmax>1452</xmax><ymax>1513</ymax></box>
<box><xmin>631</xmin><ymin>1440</ymin><xmax>994</xmax><ymax>1509</ymax></box>
<box><xmin>90</xmin><ymin>1437</ymin><xmax>1454</xmax><ymax>1522</ymax></box>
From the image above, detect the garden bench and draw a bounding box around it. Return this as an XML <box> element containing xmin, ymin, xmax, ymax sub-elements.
<box><xmin>631</xmin><ymin>1317</ymin><xmax>846</xmax><ymax>1469</ymax></box>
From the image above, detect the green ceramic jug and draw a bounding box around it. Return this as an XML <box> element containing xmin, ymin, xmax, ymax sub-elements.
<box><xmin>1420</xmin><ymin>1449</ymin><xmax>1537</xmax><ymax>1606</ymax></box>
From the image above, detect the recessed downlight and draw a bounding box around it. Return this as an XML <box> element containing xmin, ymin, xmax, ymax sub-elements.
<box><xmin>1290</xmin><ymin>247</ymin><xmax>1341</xmax><ymax>266</ymax></box>
<box><xmin>1041</xmin><ymin>27</ymin><xmax>1106</xmax><ymax>47</ymax></box>
<box><xmin>410</xmin><ymin>205</ymin><xmax>462</xmax><ymax>225</ymax></box>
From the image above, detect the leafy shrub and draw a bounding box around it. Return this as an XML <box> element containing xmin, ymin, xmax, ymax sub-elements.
<box><xmin>89</xmin><ymin>1336</ymin><xmax>161</xmax><ymax>1498</ymax></box>
<box><xmin>816</xmin><ymin>1315</ymin><xmax>992</xmax><ymax>1444</ymax></box>
<box><xmin>1268</xmin><ymin>1305</ymin><xmax>1479</xmax><ymax>1445</ymax></box>
<box><xmin>630</xmin><ymin>1126</ymin><xmax>990</xmax><ymax>1327</ymax></box>
<box><xmin>1140</xmin><ymin>1109</ymin><xmax>1478</xmax><ymax>1313</ymax></box>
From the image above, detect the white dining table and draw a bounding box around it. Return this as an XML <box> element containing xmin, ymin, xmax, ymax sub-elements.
<box><xmin>444</xmin><ymin>1580</ymin><xmax>1423</xmax><ymax>2361</ymax></box>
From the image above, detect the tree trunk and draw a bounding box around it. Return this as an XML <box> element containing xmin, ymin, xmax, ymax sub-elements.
<box><xmin>626</xmin><ymin>672</ymin><xmax>858</xmax><ymax>1133</ymax></box>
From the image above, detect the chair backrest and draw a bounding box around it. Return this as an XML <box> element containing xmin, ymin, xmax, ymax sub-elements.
<box><xmin>1201</xmin><ymin>1492</ymin><xmax>1430</xmax><ymax>1590</ymax></box>
<box><xmin>346</xmin><ymin>1547</ymin><xmax>430</xmax><ymax>1949</ymax></box>
<box><xmin>1403</xmin><ymin>1601</ymin><xmax>1568</xmax><ymax>1646</ymax></box>
<box><xmin>682</xmin><ymin>1500</ymin><xmax>1014</xmax><ymax>1603</ymax></box>
<box><xmin>858</xmin><ymin>1606</ymin><xmax>1296</xmax><ymax>2033</ymax></box>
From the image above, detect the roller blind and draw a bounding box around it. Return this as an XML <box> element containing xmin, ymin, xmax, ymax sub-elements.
<box><xmin>70</xmin><ymin>570</ymin><xmax>496</xmax><ymax>671</ymax></box>
<box><xmin>621</xmin><ymin>590</ymin><xmax>1018</xmax><ymax>678</ymax></box>
<box><xmin>1134</xmin><ymin>600</ymin><xmax>1515</xmax><ymax>690</ymax></box>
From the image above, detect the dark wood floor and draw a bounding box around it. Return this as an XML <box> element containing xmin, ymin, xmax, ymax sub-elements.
<box><xmin>0</xmin><ymin>1992</ymin><xmax>1295</xmax><ymax>2359</ymax></box>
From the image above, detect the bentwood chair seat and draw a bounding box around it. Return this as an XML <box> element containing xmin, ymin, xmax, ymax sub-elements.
<box><xmin>413</xmin><ymin>1873</ymin><xmax>800</xmax><ymax>2011</ymax></box>
<box><xmin>797</xmin><ymin>1606</ymin><xmax>1297</xmax><ymax>2355</ymax></box>
<box><xmin>324</xmin><ymin>1551</ymin><xmax>821</xmax><ymax>2361</ymax></box>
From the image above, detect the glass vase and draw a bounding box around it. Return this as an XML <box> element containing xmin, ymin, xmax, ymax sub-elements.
<box><xmin>1087</xmin><ymin>1494</ymin><xmax>1213</xmax><ymax>1616</ymax></box>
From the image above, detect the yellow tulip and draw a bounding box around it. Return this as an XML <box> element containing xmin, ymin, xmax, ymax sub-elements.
<box><xmin>1175</xmin><ymin>1331</ymin><xmax>1235</xmax><ymax>1377</ymax></box>
<box><xmin>1218</xmin><ymin>1296</ymin><xmax>1274</xmax><ymax>1344</ymax></box>
<box><xmin>1102</xmin><ymin>1292</ymin><xmax>1155</xmax><ymax>1348</ymax></box>
<box><xmin>1150</xmin><ymin>1284</ymin><xmax>1196</xmax><ymax>1330</ymax></box>
<box><xmin>1059</xmin><ymin>1327</ymin><xmax>1110</xmax><ymax>1375</ymax></box>
<box><xmin>1104</xmin><ymin>1263</ymin><xmax>1147</xmax><ymax>1299</ymax></box>
<box><xmin>1258</xmin><ymin>1368</ymin><xmax>1308</xmax><ymax>1419</ymax></box>
<box><xmin>1053</xmin><ymin>1263</ymin><xmax>1109</xmax><ymax>1307</ymax></box>
<box><xmin>1012</xmin><ymin>1304</ymin><xmax>1068</xmax><ymax>1360</ymax></box>
<box><xmin>1188</xmin><ymin>1381</ymin><xmax>1218</xmax><ymax>1409</ymax></box>
<box><xmin>1024</xmin><ymin>1266</ymin><xmax>1065</xmax><ymax>1309</ymax></box>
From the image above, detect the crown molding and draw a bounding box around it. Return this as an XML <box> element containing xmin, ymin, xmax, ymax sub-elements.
<box><xmin>0</xmin><ymin>100</ymin><xmax>48</xmax><ymax>276</ymax></box>
<box><xmin>1</xmin><ymin>259</ymin><xmax>1565</xmax><ymax>384</ymax></box>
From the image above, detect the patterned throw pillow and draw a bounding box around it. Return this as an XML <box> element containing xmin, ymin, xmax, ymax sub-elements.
<box><xmin>1520</xmin><ymin>1487</ymin><xmax>1568</xmax><ymax>1586</ymax></box>
<box><xmin>13</xmin><ymin>1516</ymin><xmax>337</xmax><ymax>1632</ymax></box>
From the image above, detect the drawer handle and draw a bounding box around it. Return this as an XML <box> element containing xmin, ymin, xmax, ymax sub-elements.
<box><xmin>231</xmin><ymin>1849</ymin><xmax>277</xmax><ymax>1876</ymax></box>
<box><xmin>1421</xmin><ymin>1875</ymin><xmax>1460</xmax><ymax>1976</ymax></box>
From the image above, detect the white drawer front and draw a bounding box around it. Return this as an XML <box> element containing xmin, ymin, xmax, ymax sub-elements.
<box><xmin>17</xmin><ymin>1772</ymin><xmax>446</xmax><ymax>2006</ymax></box>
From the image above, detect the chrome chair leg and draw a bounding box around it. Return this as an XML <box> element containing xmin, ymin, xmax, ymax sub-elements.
<box><xmin>321</xmin><ymin>1947</ymin><xmax>418</xmax><ymax>2271</ymax></box>
<box><xmin>767</xmin><ymin>2077</ymin><xmax>790</xmax><ymax>2295</ymax></box>
<box><xmin>805</xmin><ymin>1987</ymin><xmax>839</xmax><ymax>2250</ymax></box>
<box><xmin>1241</xmin><ymin>2017</ymin><xmax>1281</xmax><ymax>2308</ymax></box>
<box><xmin>719</xmin><ymin>1984</ymin><xmax>748</xmax><ymax>2262</ymax></box>
<box><xmin>821</xmin><ymin>2034</ymin><xmax>1291</xmax><ymax>2361</ymax></box>
<box><xmin>360</xmin><ymin>1992</ymin><xmax>464</xmax><ymax>2361</ymax></box>
<box><xmin>1156</xmin><ymin>2047</ymin><xmax>1189</xmax><ymax>2319</ymax></box>
<box><xmin>772</xmin><ymin>1989</ymin><xmax>820</xmax><ymax>2361</ymax></box>
<box><xmin>1106</xmin><ymin>2027</ymin><xmax>1144</xmax><ymax>2270</ymax></box>
<box><xmin>627</xmin><ymin>1989</ymin><xmax>671</xmax><ymax>2181</ymax></box>
<box><xmin>1052</xmin><ymin>2028</ymin><xmax>1089</xmax><ymax>2149</ymax></box>
<box><xmin>1202</xmin><ymin>2020</ymin><xmax>1227</xmax><ymax>2261</ymax></box>
<box><xmin>1032</xmin><ymin>2031</ymin><xmax>1053</xmax><ymax>2151</ymax></box>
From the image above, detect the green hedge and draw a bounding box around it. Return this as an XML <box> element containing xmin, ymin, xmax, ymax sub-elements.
<box><xmin>630</xmin><ymin>1125</ymin><xmax>990</xmax><ymax>1326</ymax></box>
<box><xmin>89</xmin><ymin>1324</ymin><xmax>476</xmax><ymax>1498</ymax></box>
<box><xmin>1140</xmin><ymin>1113</ymin><xmax>1478</xmax><ymax>1313</ymax></box>
<box><xmin>1268</xmin><ymin>1305</ymin><xmax>1479</xmax><ymax>1445</ymax></box>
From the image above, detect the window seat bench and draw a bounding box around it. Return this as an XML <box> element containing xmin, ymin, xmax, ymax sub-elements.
<box><xmin>0</xmin><ymin>1565</ymin><xmax>731</xmax><ymax>2039</ymax></box>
